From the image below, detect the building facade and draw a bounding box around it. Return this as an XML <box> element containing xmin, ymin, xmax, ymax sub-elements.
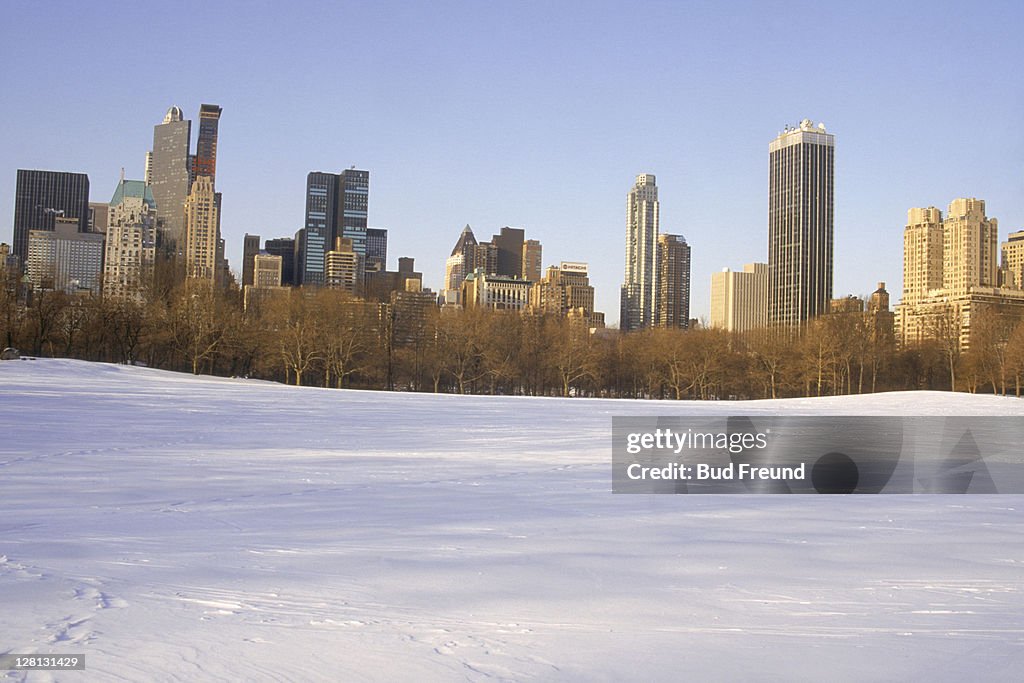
<box><xmin>325</xmin><ymin>237</ymin><xmax>362</xmax><ymax>295</ymax></box>
<box><xmin>530</xmin><ymin>262</ymin><xmax>596</xmax><ymax>322</ymax></box>
<box><xmin>620</xmin><ymin>173</ymin><xmax>659</xmax><ymax>331</ymax></box>
<box><xmin>366</xmin><ymin>227</ymin><xmax>388</xmax><ymax>272</ymax></box>
<box><xmin>192</xmin><ymin>104</ymin><xmax>222</xmax><ymax>183</ymax></box>
<box><xmin>27</xmin><ymin>219</ymin><xmax>105</xmax><ymax>295</ymax></box>
<box><xmin>149</xmin><ymin>106</ymin><xmax>192</xmax><ymax>250</ymax></box>
<box><xmin>896</xmin><ymin>198</ymin><xmax>1023</xmax><ymax>349</ymax></box>
<box><xmin>655</xmin><ymin>233</ymin><xmax>691</xmax><ymax>329</ymax></box>
<box><xmin>265</xmin><ymin>237</ymin><xmax>296</xmax><ymax>286</ymax></box>
<box><xmin>242</xmin><ymin>233</ymin><xmax>261</xmax><ymax>288</ymax></box>
<box><xmin>710</xmin><ymin>263</ymin><xmax>768</xmax><ymax>332</ymax></box>
<box><xmin>462</xmin><ymin>269</ymin><xmax>531</xmax><ymax>311</ymax></box>
<box><xmin>183</xmin><ymin>176</ymin><xmax>220</xmax><ymax>282</ymax></box>
<box><xmin>768</xmin><ymin>120</ymin><xmax>834</xmax><ymax>327</ymax></box>
<box><xmin>13</xmin><ymin>169</ymin><xmax>91</xmax><ymax>265</ymax></box>
<box><xmin>103</xmin><ymin>179</ymin><xmax>157</xmax><ymax>302</ymax></box>
<box><xmin>300</xmin><ymin>169</ymin><xmax>369</xmax><ymax>286</ymax></box>
<box><xmin>522</xmin><ymin>239</ymin><xmax>542</xmax><ymax>282</ymax></box>
<box><xmin>1002</xmin><ymin>229</ymin><xmax>1024</xmax><ymax>289</ymax></box>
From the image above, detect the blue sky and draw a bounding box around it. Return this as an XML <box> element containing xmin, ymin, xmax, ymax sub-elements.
<box><xmin>2</xmin><ymin>0</ymin><xmax>1022</xmax><ymax>323</ymax></box>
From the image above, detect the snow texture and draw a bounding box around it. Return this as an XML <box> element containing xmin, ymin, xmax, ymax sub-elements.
<box><xmin>2</xmin><ymin>359</ymin><xmax>1023</xmax><ymax>681</ymax></box>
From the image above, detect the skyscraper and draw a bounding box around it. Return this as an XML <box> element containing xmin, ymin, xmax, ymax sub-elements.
<box><xmin>655</xmin><ymin>233</ymin><xmax>691</xmax><ymax>329</ymax></box>
<box><xmin>264</xmin><ymin>237</ymin><xmax>296</xmax><ymax>286</ymax></box>
<box><xmin>149</xmin><ymin>106</ymin><xmax>192</xmax><ymax>250</ymax></box>
<box><xmin>192</xmin><ymin>104</ymin><xmax>222</xmax><ymax>183</ymax></box>
<box><xmin>13</xmin><ymin>169</ymin><xmax>90</xmax><ymax>265</ymax></box>
<box><xmin>710</xmin><ymin>263</ymin><xmax>768</xmax><ymax>332</ymax></box>
<box><xmin>620</xmin><ymin>173</ymin><xmax>659</xmax><ymax>331</ymax></box>
<box><xmin>339</xmin><ymin>169</ymin><xmax>369</xmax><ymax>258</ymax></box>
<box><xmin>27</xmin><ymin>218</ymin><xmax>104</xmax><ymax>295</ymax></box>
<box><xmin>768</xmin><ymin>119</ymin><xmax>834</xmax><ymax>327</ymax></box>
<box><xmin>104</xmin><ymin>178</ymin><xmax>158</xmax><ymax>302</ymax></box>
<box><xmin>242</xmin><ymin>233</ymin><xmax>261</xmax><ymax>287</ymax></box>
<box><xmin>299</xmin><ymin>169</ymin><xmax>370</xmax><ymax>286</ymax></box>
<box><xmin>366</xmin><ymin>227</ymin><xmax>388</xmax><ymax>271</ymax></box>
<box><xmin>183</xmin><ymin>176</ymin><xmax>220</xmax><ymax>281</ymax></box>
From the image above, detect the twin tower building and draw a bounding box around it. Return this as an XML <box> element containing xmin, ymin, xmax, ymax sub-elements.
<box><xmin>622</xmin><ymin>119</ymin><xmax>835</xmax><ymax>332</ymax></box>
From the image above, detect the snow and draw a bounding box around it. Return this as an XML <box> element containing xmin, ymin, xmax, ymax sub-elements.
<box><xmin>2</xmin><ymin>358</ymin><xmax>1023</xmax><ymax>681</ymax></box>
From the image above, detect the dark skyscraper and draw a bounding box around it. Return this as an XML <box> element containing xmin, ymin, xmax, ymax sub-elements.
<box><xmin>491</xmin><ymin>227</ymin><xmax>525</xmax><ymax>278</ymax></box>
<box><xmin>13</xmin><ymin>169</ymin><xmax>90</xmax><ymax>264</ymax></box>
<box><xmin>300</xmin><ymin>168</ymin><xmax>370</xmax><ymax>286</ymax></box>
<box><xmin>265</xmin><ymin>237</ymin><xmax>296</xmax><ymax>286</ymax></box>
<box><xmin>192</xmin><ymin>104</ymin><xmax>222</xmax><ymax>184</ymax></box>
<box><xmin>242</xmin><ymin>233</ymin><xmax>261</xmax><ymax>287</ymax></box>
<box><xmin>149</xmin><ymin>106</ymin><xmax>192</xmax><ymax>249</ymax></box>
<box><xmin>655</xmin><ymin>233</ymin><xmax>691</xmax><ymax>329</ymax></box>
<box><xmin>366</xmin><ymin>227</ymin><xmax>388</xmax><ymax>271</ymax></box>
<box><xmin>301</xmin><ymin>172</ymin><xmax>340</xmax><ymax>286</ymax></box>
<box><xmin>339</xmin><ymin>169</ymin><xmax>369</xmax><ymax>258</ymax></box>
<box><xmin>768</xmin><ymin>119</ymin><xmax>835</xmax><ymax>327</ymax></box>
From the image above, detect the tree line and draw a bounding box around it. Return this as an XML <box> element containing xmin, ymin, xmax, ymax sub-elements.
<box><xmin>4</xmin><ymin>271</ymin><xmax>1024</xmax><ymax>399</ymax></box>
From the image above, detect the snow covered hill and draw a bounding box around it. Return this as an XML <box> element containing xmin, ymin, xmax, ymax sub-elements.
<box><xmin>2</xmin><ymin>359</ymin><xmax>1023</xmax><ymax>681</ymax></box>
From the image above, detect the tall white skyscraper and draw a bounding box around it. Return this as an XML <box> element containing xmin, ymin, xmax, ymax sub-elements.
<box><xmin>620</xmin><ymin>173</ymin><xmax>659</xmax><ymax>331</ymax></box>
<box><xmin>768</xmin><ymin>119</ymin><xmax>834</xmax><ymax>327</ymax></box>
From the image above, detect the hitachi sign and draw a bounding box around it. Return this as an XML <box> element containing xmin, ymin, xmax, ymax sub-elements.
<box><xmin>559</xmin><ymin>262</ymin><xmax>588</xmax><ymax>273</ymax></box>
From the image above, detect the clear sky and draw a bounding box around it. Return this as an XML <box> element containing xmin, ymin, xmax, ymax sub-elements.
<box><xmin>2</xmin><ymin>0</ymin><xmax>1022</xmax><ymax>324</ymax></box>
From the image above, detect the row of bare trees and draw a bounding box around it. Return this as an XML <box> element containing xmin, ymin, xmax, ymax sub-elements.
<box><xmin>5</xmin><ymin>270</ymin><xmax>1024</xmax><ymax>398</ymax></box>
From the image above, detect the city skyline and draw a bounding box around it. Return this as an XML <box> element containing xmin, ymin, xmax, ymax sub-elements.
<box><xmin>2</xmin><ymin>1</ymin><xmax>1022</xmax><ymax>324</ymax></box>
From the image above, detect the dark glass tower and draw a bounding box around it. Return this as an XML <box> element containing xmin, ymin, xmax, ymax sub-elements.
<box><xmin>192</xmin><ymin>104</ymin><xmax>222</xmax><ymax>184</ymax></box>
<box><xmin>301</xmin><ymin>172</ymin><xmax>339</xmax><ymax>286</ymax></box>
<box><xmin>300</xmin><ymin>168</ymin><xmax>370</xmax><ymax>286</ymax></box>
<box><xmin>366</xmin><ymin>227</ymin><xmax>388</xmax><ymax>271</ymax></box>
<box><xmin>13</xmin><ymin>169</ymin><xmax>90</xmax><ymax>264</ymax></box>
<box><xmin>339</xmin><ymin>169</ymin><xmax>369</xmax><ymax>257</ymax></box>
<box><xmin>768</xmin><ymin>119</ymin><xmax>835</xmax><ymax>327</ymax></box>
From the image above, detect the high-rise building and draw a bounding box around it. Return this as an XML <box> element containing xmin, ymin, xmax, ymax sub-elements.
<box><xmin>299</xmin><ymin>169</ymin><xmax>370</xmax><ymax>286</ymax></box>
<box><xmin>13</xmin><ymin>169</ymin><xmax>91</xmax><ymax>265</ymax></box>
<box><xmin>192</xmin><ymin>104</ymin><xmax>222</xmax><ymax>183</ymax></box>
<box><xmin>902</xmin><ymin>207</ymin><xmax>944</xmax><ymax>304</ymax></box>
<box><xmin>895</xmin><ymin>198</ymin><xmax>1024</xmax><ymax>349</ymax></box>
<box><xmin>253</xmin><ymin>252</ymin><xmax>283</xmax><ymax>288</ymax></box>
<box><xmin>522</xmin><ymin>239</ymin><xmax>542</xmax><ymax>282</ymax></box>
<box><xmin>183</xmin><ymin>176</ymin><xmax>220</xmax><ymax>281</ymax></box>
<box><xmin>339</xmin><ymin>169</ymin><xmax>370</xmax><ymax>258</ymax></box>
<box><xmin>149</xmin><ymin>106</ymin><xmax>192</xmax><ymax>250</ymax></box>
<box><xmin>366</xmin><ymin>227</ymin><xmax>388</xmax><ymax>271</ymax></box>
<box><xmin>1002</xmin><ymin>229</ymin><xmax>1024</xmax><ymax>289</ymax></box>
<box><xmin>443</xmin><ymin>224</ymin><xmax>479</xmax><ymax>303</ymax></box>
<box><xmin>942</xmin><ymin>198</ymin><xmax>998</xmax><ymax>293</ymax></box>
<box><xmin>530</xmin><ymin>262</ymin><xmax>597</xmax><ymax>323</ymax></box>
<box><xmin>264</xmin><ymin>237</ymin><xmax>296</xmax><ymax>286</ymax></box>
<box><xmin>710</xmin><ymin>263</ymin><xmax>768</xmax><ymax>332</ymax></box>
<box><xmin>27</xmin><ymin>218</ymin><xmax>105</xmax><ymax>295</ymax></box>
<box><xmin>242</xmin><ymin>233</ymin><xmax>261</xmax><ymax>287</ymax></box>
<box><xmin>88</xmin><ymin>202</ymin><xmax>109</xmax><ymax>234</ymax></box>
<box><xmin>768</xmin><ymin>119</ymin><xmax>834</xmax><ymax>327</ymax></box>
<box><xmin>491</xmin><ymin>227</ymin><xmax>525</xmax><ymax>278</ymax></box>
<box><xmin>655</xmin><ymin>234</ymin><xmax>691</xmax><ymax>329</ymax></box>
<box><xmin>620</xmin><ymin>173</ymin><xmax>659</xmax><ymax>331</ymax></box>
<box><xmin>103</xmin><ymin>178</ymin><xmax>158</xmax><ymax>302</ymax></box>
<box><xmin>325</xmin><ymin>237</ymin><xmax>362</xmax><ymax>294</ymax></box>
<box><xmin>301</xmin><ymin>172</ymin><xmax>337</xmax><ymax>286</ymax></box>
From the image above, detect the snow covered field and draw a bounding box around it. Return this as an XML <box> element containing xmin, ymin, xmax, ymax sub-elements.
<box><xmin>2</xmin><ymin>359</ymin><xmax>1023</xmax><ymax>681</ymax></box>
